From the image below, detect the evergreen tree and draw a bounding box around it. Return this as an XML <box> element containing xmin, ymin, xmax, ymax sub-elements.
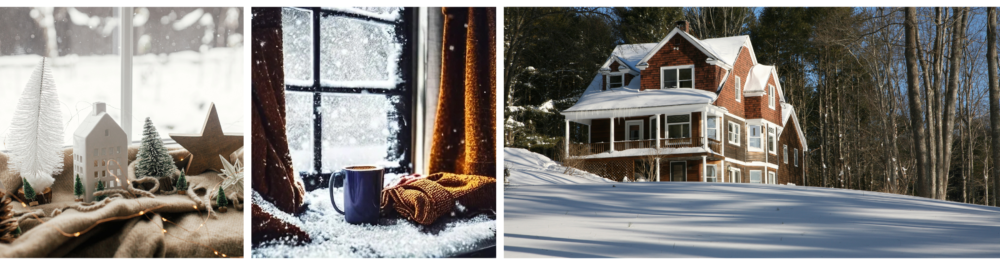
<box><xmin>216</xmin><ymin>186</ymin><xmax>228</xmax><ymax>208</ymax></box>
<box><xmin>74</xmin><ymin>174</ymin><xmax>84</xmax><ymax>199</ymax></box>
<box><xmin>22</xmin><ymin>178</ymin><xmax>36</xmax><ymax>202</ymax></box>
<box><xmin>94</xmin><ymin>181</ymin><xmax>106</xmax><ymax>201</ymax></box>
<box><xmin>135</xmin><ymin>118</ymin><xmax>178</xmax><ymax>178</ymax></box>
<box><xmin>175</xmin><ymin>171</ymin><xmax>188</xmax><ymax>192</ymax></box>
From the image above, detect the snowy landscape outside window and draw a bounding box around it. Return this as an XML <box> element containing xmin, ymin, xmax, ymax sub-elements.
<box><xmin>281</xmin><ymin>7</ymin><xmax>413</xmax><ymax>188</ymax></box>
<box><xmin>0</xmin><ymin>7</ymin><xmax>119</xmax><ymax>146</ymax></box>
<box><xmin>660</xmin><ymin>65</ymin><xmax>693</xmax><ymax>89</ymax></box>
<box><xmin>0</xmin><ymin>7</ymin><xmax>243</xmax><ymax>147</ymax></box>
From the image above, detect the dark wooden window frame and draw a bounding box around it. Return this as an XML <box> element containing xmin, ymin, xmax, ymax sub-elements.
<box><xmin>283</xmin><ymin>7</ymin><xmax>418</xmax><ymax>190</ymax></box>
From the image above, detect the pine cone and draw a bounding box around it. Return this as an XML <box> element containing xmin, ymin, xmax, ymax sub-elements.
<box><xmin>0</xmin><ymin>192</ymin><xmax>19</xmax><ymax>243</ymax></box>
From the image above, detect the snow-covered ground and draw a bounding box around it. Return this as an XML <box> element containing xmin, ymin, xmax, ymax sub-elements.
<box><xmin>253</xmin><ymin>174</ymin><xmax>496</xmax><ymax>258</ymax></box>
<box><xmin>505</xmin><ymin>182</ymin><xmax>1000</xmax><ymax>258</ymax></box>
<box><xmin>504</xmin><ymin>147</ymin><xmax>612</xmax><ymax>185</ymax></box>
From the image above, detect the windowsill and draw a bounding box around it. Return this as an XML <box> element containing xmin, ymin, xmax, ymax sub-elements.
<box><xmin>1</xmin><ymin>138</ymin><xmax>182</xmax><ymax>154</ymax></box>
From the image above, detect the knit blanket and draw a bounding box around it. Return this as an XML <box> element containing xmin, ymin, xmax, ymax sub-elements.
<box><xmin>0</xmin><ymin>147</ymin><xmax>243</xmax><ymax>257</ymax></box>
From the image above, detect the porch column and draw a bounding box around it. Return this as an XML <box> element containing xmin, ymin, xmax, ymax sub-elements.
<box><xmin>702</xmin><ymin>155</ymin><xmax>707</xmax><ymax>182</ymax></box>
<box><xmin>609</xmin><ymin>117</ymin><xmax>615</xmax><ymax>153</ymax></box>
<box><xmin>703</xmin><ymin>106</ymin><xmax>709</xmax><ymax>149</ymax></box>
<box><xmin>656</xmin><ymin>114</ymin><xmax>661</xmax><ymax>148</ymax></box>
<box><xmin>565</xmin><ymin>119</ymin><xmax>570</xmax><ymax>159</ymax></box>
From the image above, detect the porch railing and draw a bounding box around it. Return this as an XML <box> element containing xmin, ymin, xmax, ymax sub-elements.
<box><xmin>569</xmin><ymin>137</ymin><xmax>721</xmax><ymax>157</ymax></box>
<box><xmin>614</xmin><ymin>139</ymin><xmax>655</xmax><ymax>151</ymax></box>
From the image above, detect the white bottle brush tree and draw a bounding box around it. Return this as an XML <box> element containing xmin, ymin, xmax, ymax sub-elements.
<box><xmin>6</xmin><ymin>58</ymin><xmax>64</xmax><ymax>193</ymax></box>
<box><xmin>135</xmin><ymin>118</ymin><xmax>177</xmax><ymax>178</ymax></box>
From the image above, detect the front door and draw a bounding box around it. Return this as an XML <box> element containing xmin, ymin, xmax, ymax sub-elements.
<box><xmin>670</xmin><ymin>161</ymin><xmax>686</xmax><ymax>182</ymax></box>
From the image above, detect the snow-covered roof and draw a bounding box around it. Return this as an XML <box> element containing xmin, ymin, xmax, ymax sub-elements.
<box><xmin>745</xmin><ymin>65</ymin><xmax>774</xmax><ymax>92</ymax></box>
<box><xmin>781</xmin><ymin>102</ymin><xmax>808</xmax><ymax>151</ymax></box>
<box><xmin>601</xmin><ymin>43</ymin><xmax>657</xmax><ymax>72</ymax></box>
<box><xmin>563</xmin><ymin>74</ymin><xmax>717</xmax><ymax>113</ymax></box>
<box><xmin>73</xmin><ymin>111</ymin><xmax>118</xmax><ymax>140</ymax></box>
<box><xmin>699</xmin><ymin>35</ymin><xmax>752</xmax><ymax>66</ymax></box>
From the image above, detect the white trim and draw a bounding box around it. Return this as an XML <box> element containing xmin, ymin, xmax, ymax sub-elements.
<box><xmin>606</xmin><ymin>73</ymin><xmax>626</xmax><ymax>90</ymax></box>
<box><xmin>768</xmin><ymin>84</ymin><xmax>776</xmax><ymax>109</ymax></box>
<box><xmin>724</xmin><ymin>157</ymin><xmax>779</xmax><ymax>169</ymax></box>
<box><xmin>747</xmin><ymin>124</ymin><xmax>763</xmax><ymax>151</ymax></box>
<box><xmin>768</xmin><ymin>171</ymin><xmax>776</xmax><ymax>185</ymax></box>
<box><xmin>707</xmin><ymin>115</ymin><xmax>720</xmax><ymax>141</ymax></box>
<box><xmin>727</xmin><ymin>121</ymin><xmax>741</xmax><ymax>146</ymax></box>
<box><xmin>767</xmin><ymin>125</ymin><xmax>777</xmax><ymax>155</ymax></box>
<box><xmin>624</xmin><ymin>120</ymin><xmax>644</xmax><ymax>141</ymax></box>
<box><xmin>121</xmin><ymin>7</ymin><xmax>133</xmax><ymax>144</ymax></box>
<box><xmin>601</xmin><ymin>55</ymin><xmax>640</xmax><ymax>75</ymax></box>
<box><xmin>659</xmin><ymin>64</ymin><xmax>695</xmax><ymax>89</ymax></box>
<box><xmin>728</xmin><ymin>166</ymin><xmax>742</xmax><ymax>183</ymax></box>
<box><xmin>724</xmin><ymin>112</ymin><xmax>746</xmax><ymax>122</ymax></box>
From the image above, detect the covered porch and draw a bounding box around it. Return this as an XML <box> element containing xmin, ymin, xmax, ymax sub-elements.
<box><xmin>561</xmin><ymin>104</ymin><xmax>728</xmax><ymax>158</ymax></box>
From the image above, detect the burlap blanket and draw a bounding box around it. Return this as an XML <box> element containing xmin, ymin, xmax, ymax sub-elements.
<box><xmin>0</xmin><ymin>146</ymin><xmax>243</xmax><ymax>258</ymax></box>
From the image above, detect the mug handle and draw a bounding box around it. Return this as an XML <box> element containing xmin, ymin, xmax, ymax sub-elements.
<box><xmin>329</xmin><ymin>171</ymin><xmax>345</xmax><ymax>215</ymax></box>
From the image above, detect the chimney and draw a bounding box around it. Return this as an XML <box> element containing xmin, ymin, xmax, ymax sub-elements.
<box><xmin>93</xmin><ymin>102</ymin><xmax>106</xmax><ymax>116</ymax></box>
<box><xmin>676</xmin><ymin>20</ymin><xmax>690</xmax><ymax>34</ymax></box>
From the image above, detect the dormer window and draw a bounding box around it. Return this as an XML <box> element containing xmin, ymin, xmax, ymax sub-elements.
<box><xmin>608</xmin><ymin>74</ymin><xmax>623</xmax><ymax>89</ymax></box>
<box><xmin>735</xmin><ymin>75</ymin><xmax>742</xmax><ymax>102</ymax></box>
<box><xmin>660</xmin><ymin>65</ymin><xmax>694</xmax><ymax>89</ymax></box>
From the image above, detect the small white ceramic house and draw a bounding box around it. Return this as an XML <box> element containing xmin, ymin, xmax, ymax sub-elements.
<box><xmin>73</xmin><ymin>102</ymin><xmax>128</xmax><ymax>202</ymax></box>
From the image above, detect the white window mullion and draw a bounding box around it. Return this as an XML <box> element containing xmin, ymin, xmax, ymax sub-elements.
<box><xmin>120</xmin><ymin>7</ymin><xmax>133</xmax><ymax>144</ymax></box>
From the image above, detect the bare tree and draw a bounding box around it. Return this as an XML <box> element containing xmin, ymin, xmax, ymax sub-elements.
<box><xmin>988</xmin><ymin>7</ymin><xmax>999</xmax><ymax>206</ymax></box>
<box><xmin>906</xmin><ymin>7</ymin><xmax>931</xmax><ymax>198</ymax></box>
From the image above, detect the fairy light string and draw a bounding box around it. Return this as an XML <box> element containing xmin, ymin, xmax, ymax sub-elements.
<box><xmin>11</xmin><ymin>158</ymin><xmax>239</xmax><ymax>258</ymax></box>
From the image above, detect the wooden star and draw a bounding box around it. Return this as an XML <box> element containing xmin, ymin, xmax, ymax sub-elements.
<box><xmin>169</xmin><ymin>103</ymin><xmax>244</xmax><ymax>175</ymax></box>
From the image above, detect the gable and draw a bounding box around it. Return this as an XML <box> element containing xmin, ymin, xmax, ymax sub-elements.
<box><xmin>636</xmin><ymin>28</ymin><xmax>728</xmax><ymax>70</ymax></box>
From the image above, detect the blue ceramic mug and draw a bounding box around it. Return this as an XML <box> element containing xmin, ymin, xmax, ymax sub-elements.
<box><xmin>330</xmin><ymin>165</ymin><xmax>385</xmax><ymax>225</ymax></box>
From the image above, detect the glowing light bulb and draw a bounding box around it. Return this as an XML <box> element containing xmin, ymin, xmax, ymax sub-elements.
<box><xmin>214</xmin><ymin>251</ymin><xmax>219</xmax><ymax>255</ymax></box>
<box><xmin>162</xmin><ymin>217</ymin><xmax>167</xmax><ymax>222</ymax></box>
<box><xmin>73</xmin><ymin>232</ymin><xmax>81</xmax><ymax>237</ymax></box>
<box><xmin>139</xmin><ymin>211</ymin><xmax>145</xmax><ymax>215</ymax></box>
<box><xmin>221</xmin><ymin>254</ymin><xmax>227</xmax><ymax>257</ymax></box>
<box><xmin>162</xmin><ymin>229</ymin><xmax>167</xmax><ymax>233</ymax></box>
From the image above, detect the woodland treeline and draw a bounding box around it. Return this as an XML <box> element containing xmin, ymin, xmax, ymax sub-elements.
<box><xmin>504</xmin><ymin>7</ymin><xmax>1000</xmax><ymax>206</ymax></box>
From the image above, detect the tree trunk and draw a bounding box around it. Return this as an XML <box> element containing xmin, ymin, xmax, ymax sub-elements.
<box><xmin>987</xmin><ymin>7</ymin><xmax>999</xmax><ymax>206</ymax></box>
<box><xmin>905</xmin><ymin>7</ymin><xmax>930</xmax><ymax>198</ymax></box>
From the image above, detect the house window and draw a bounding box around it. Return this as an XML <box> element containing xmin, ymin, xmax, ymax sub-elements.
<box><xmin>729</xmin><ymin>167</ymin><xmax>741</xmax><ymax>183</ymax></box>
<box><xmin>660</xmin><ymin>65</ymin><xmax>694</xmax><ymax>89</ymax></box>
<box><xmin>794</xmin><ymin>148</ymin><xmax>799</xmax><ymax>167</ymax></box>
<box><xmin>768</xmin><ymin>171</ymin><xmax>776</xmax><ymax>184</ymax></box>
<box><xmin>705</xmin><ymin>164</ymin><xmax>717</xmax><ymax>182</ymax></box>
<box><xmin>281</xmin><ymin>7</ymin><xmax>414</xmax><ymax>179</ymax></box>
<box><xmin>728</xmin><ymin>121</ymin><xmax>740</xmax><ymax>145</ymax></box>
<box><xmin>94</xmin><ymin>172</ymin><xmax>98</xmax><ymax>178</ymax></box>
<box><xmin>735</xmin><ymin>75</ymin><xmax>742</xmax><ymax>102</ymax></box>
<box><xmin>609</xmin><ymin>74</ymin><xmax>624</xmax><ymax>89</ymax></box>
<box><xmin>748</xmin><ymin>125</ymin><xmax>761</xmax><ymax>150</ymax></box>
<box><xmin>625</xmin><ymin>120</ymin><xmax>644</xmax><ymax>141</ymax></box>
<box><xmin>707</xmin><ymin>116</ymin><xmax>719</xmax><ymax>140</ymax></box>
<box><xmin>664</xmin><ymin>114</ymin><xmax>691</xmax><ymax>139</ymax></box>
<box><xmin>750</xmin><ymin>170</ymin><xmax>762</xmax><ymax>183</ymax></box>
<box><xmin>768</xmin><ymin>84</ymin><xmax>775</xmax><ymax>109</ymax></box>
<box><xmin>783</xmin><ymin>145</ymin><xmax>788</xmax><ymax>164</ymax></box>
<box><xmin>768</xmin><ymin>127</ymin><xmax>776</xmax><ymax>153</ymax></box>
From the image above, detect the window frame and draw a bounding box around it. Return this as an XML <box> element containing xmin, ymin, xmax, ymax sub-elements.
<box><xmin>705</xmin><ymin>164</ymin><xmax>717</xmax><ymax>182</ymax></box>
<box><xmin>659</xmin><ymin>64</ymin><xmax>695</xmax><ymax>89</ymax></box>
<box><xmin>624</xmin><ymin>120</ymin><xmax>644</xmax><ymax>141</ymax></box>
<box><xmin>748</xmin><ymin>124</ymin><xmax>762</xmax><ymax>151</ymax></box>
<box><xmin>607</xmin><ymin>73</ymin><xmax>624</xmax><ymax>90</ymax></box>
<box><xmin>783</xmin><ymin>144</ymin><xmax>788</xmax><ymax>164</ymax></box>
<box><xmin>794</xmin><ymin>148</ymin><xmax>799</xmax><ymax>167</ymax></box>
<box><xmin>734</xmin><ymin>75</ymin><xmax>742</xmax><ymax>102</ymax></box>
<box><xmin>768</xmin><ymin>126</ymin><xmax>777</xmax><ymax>154</ymax></box>
<box><xmin>750</xmin><ymin>170</ymin><xmax>762</xmax><ymax>183</ymax></box>
<box><xmin>728</xmin><ymin>121</ymin><xmax>741</xmax><ymax>145</ymax></box>
<box><xmin>664</xmin><ymin>114</ymin><xmax>691</xmax><ymax>140</ymax></box>
<box><xmin>706</xmin><ymin>116</ymin><xmax>719</xmax><ymax>141</ymax></box>
<box><xmin>281</xmin><ymin>7</ymin><xmax>417</xmax><ymax>189</ymax></box>
<box><xmin>728</xmin><ymin>167</ymin><xmax>741</xmax><ymax>183</ymax></box>
<box><xmin>768</xmin><ymin>171</ymin><xmax>776</xmax><ymax>184</ymax></box>
<box><xmin>768</xmin><ymin>84</ymin><xmax>775</xmax><ymax>109</ymax></box>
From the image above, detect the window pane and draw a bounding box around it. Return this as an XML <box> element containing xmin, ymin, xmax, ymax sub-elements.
<box><xmin>679</xmin><ymin>68</ymin><xmax>692</xmax><ymax>80</ymax></box>
<box><xmin>680</xmin><ymin>80</ymin><xmax>692</xmax><ymax>88</ymax></box>
<box><xmin>282</xmin><ymin>7</ymin><xmax>313</xmax><ymax>85</ymax></box>
<box><xmin>321</xmin><ymin>7</ymin><xmax>402</xmax><ymax>21</ymax></box>
<box><xmin>285</xmin><ymin>91</ymin><xmax>315</xmax><ymax>173</ymax></box>
<box><xmin>681</xmin><ymin>124</ymin><xmax>690</xmax><ymax>138</ymax></box>
<box><xmin>610</xmin><ymin>75</ymin><xmax>622</xmax><ymax>87</ymax></box>
<box><xmin>133</xmin><ymin>7</ymin><xmax>244</xmax><ymax>141</ymax></box>
<box><xmin>750</xmin><ymin>171</ymin><xmax>761</xmax><ymax>183</ymax></box>
<box><xmin>663</xmin><ymin>69</ymin><xmax>676</xmax><ymax>88</ymax></box>
<box><xmin>668</xmin><ymin>124</ymin><xmax>682</xmax><ymax>139</ymax></box>
<box><xmin>666</xmin><ymin>115</ymin><xmax>689</xmax><ymax>123</ymax></box>
<box><xmin>320</xmin><ymin>16</ymin><xmax>400</xmax><ymax>88</ymax></box>
<box><xmin>0</xmin><ymin>7</ymin><xmax>120</xmax><ymax>146</ymax></box>
<box><xmin>319</xmin><ymin>93</ymin><xmax>401</xmax><ymax>173</ymax></box>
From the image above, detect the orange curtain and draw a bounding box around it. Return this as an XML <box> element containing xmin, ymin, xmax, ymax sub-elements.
<box><xmin>428</xmin><ymin>7</ymin><xmax>497</xmax><ymax>177</ymax></box>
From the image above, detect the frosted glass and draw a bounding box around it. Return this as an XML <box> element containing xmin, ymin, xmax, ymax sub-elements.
<box><xmin>285</xmin><ymin>91</ymin><xmax>315</xmax><ymax>173</ymax></box>
<box><xmin>319</xmin><ymin>94</ymin><xmax>400</xmax><ymax>172</ymax></box>
<box><xmin>319</xmin><ymin>16</ymin><xmax>400</xmax><ymax>89</ymax></box>
<box><xmin>282</xmin><ymin>7</ymin><xmax>313</xmax><ymax>85</ymax></box>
